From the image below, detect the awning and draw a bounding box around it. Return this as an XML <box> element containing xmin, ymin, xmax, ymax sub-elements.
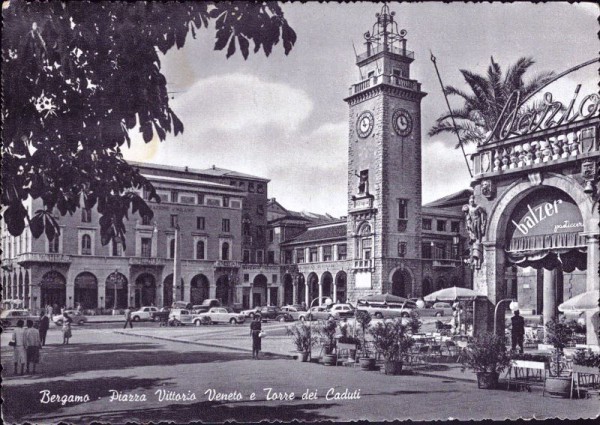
<box><xmin>558</xmin><ymin>290</ymin><xmax>599</xmax><ymax>312</ymax></box>
<box><xmin>424</xmin><ymin>286</ymin><xmax>486</xmax><ymax>302</ymax></box>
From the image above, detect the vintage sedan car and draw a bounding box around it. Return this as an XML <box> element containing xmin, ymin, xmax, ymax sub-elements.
<box><xmin>279</xmin><ymin>306</ymin><xmax>304</xmax><ymax>320</ymax></box>
<box><xmin>274</xmin><ymin>312</ymin><xmax>295</xmax><ymax>322</ymax></box>
<box><xmin>0</xmin><ymin>309</ymin><xmax>40</xmax><ymax>328</ymax></box>
<box><xmin>191</xmin><ymin>299</ymin><xmax>222</xmax><ymax>314</ymax></box>
<box><xmin>327</xmin><ymin>303</ymin><xmax>355</xmax><ymax>320</ymax></box>
<box><xmin>241</xmin><ymin>307</ymin><xmax>262</xmax><ymax>319</ymax></box>
<box><xmin>193</xmin><ymin>307</ymin><xmax>245</xmax><ymax>325</ymax></box>
<box><xmin>130</xmin><ymin>306</ymin><xmax>160</xmax><ymax>321</ymax></box>
<box><xmin>356</xmin><ymin>301</ymin><xmax>414</xmax><ymax>319</ymax></box>
<box><xmin>53</xmin><ymin>310</ymin><xmax>88</xmax><ymax>326</ymax></box>
<box><xmin>168</xmin><ymin>309</ymin><xmax>194</xmax><ymax>325</ymax></box>
<box><xmin>431</xmin><ymin>302</ymin><xmax>454</xmax><ymax>317</ymax></box>
<box><xmin>256</xmin><ymin>306</ymin><xmax>281</xmax><ymax>320</ymax></box>
<box><xmin>298</xmin><ymin>306</ymin><xmax>332</xmax><ymax>321</ymax></box>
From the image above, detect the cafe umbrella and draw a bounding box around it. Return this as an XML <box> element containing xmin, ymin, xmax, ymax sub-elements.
<box><xmin>558</xmin><ymin>289</ymin><xmax>600</xmax><ymax>312</ymax></box>
<box><xmin>424</xmin><ymin>286</ymin><xmax>484</xmax><ymax>302</ymax></box>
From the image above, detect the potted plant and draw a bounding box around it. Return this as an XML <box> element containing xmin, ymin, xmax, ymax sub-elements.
<box><xmin>319</xmin><ymin>319</ymin><xmax>338</xmax><ymax>366</ymax></box>
<box><xmin>544</xmin><ymin>319</ymin><xmax>573</xmax><ymax>398</ymax></box>
<box><xmin>460</xmin><ymin>332</ymin><xmax>511</xmax><ymax>389</ymax></box>
<box><xmin>406</xmin><ymin>310</ymin><xmax>422</xmax><ymax>335</ymax></box>
<box><xmin>286</xmin><ymin>321</ymin><xmax>317</xmax><ymax>362</ymax></box>
<box><xmin>369</xmin><ymin>318</ymin><xmax>414</xmax><ymax>375</ymax></box>
<box><xmin>355</xmin><ymin>309</ymin><xmax>375</xmax><ymax>370</ymax></box>
<box><xmin>337</xmin><ymin>321</ymin><xmax>360</xmax><ymax>362</ymax></box>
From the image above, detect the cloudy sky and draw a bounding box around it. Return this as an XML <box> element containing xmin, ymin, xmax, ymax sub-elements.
<box><xmin>124</xmin><ymin>2</ymin><xmax>598</xmax><ymax>217</ymax></box>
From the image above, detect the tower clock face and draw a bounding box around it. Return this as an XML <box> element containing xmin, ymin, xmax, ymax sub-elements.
<box><xmin>356</xmin><ymin>111</ymin><xmax>374</xmax><ymax>138</ymax></box>
<box><xmin>392</xmin><ymin>109</ymin><xmax>413</xmax><ymax>136</ymax></box>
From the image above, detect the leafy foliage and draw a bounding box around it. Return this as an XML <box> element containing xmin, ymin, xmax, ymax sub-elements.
<box><xmin>572</xmin><ymin>349</ymin><xmax>600</xmax><ymax>369</ymax></box>
<box><xmin>545</xmin><ymin>319</ymin><xmax>573</xmax><ymax>350</ymax></box>
<box><xmin>2</xmin><ymin>1</ymin><xmax>296</xmax><ymax>246</ymax></box>
<box><xmin>429</xmin><ymin>56</ymin><xmax>555</xmax><ymax>147</ymax></box>
<box><xmin>354</xmin><ymin>309</ymin><xmax>372</xmax><ymax>358</ymax></box>
<box><xmin>460</xmin><ymin>332</ymin><xmax>511</xmax><ymax>374</ymax></box>
<box><xmin>368</xmin><ymin>319</ymin><xmax>414</xmax><ymax>361</ymax></box>
<box><xmin>286</xmin><ymin>321</ymin><xmax>318</xmax><ymax>353</ymax></box>
<box><xmin>318</xmin><ymin>319</ymin><xmax>338</xmax><ymax>353</ymax></box>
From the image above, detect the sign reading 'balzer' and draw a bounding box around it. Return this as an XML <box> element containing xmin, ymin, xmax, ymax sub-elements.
<box><xmin>508</xmin><ymin>190</ymin><xmax>583</xmax><ymax>238</ymax></box>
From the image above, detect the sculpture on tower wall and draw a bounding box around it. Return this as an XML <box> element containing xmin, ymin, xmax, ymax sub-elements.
<box><xmin>354</xmin><ymin>170</ymin><xmax>370</xmax><ymax>195</ymax></box>
<box><xmin>462</xmin><ymin>195</ymin><xmax>487</xmax><ymax>270</ymax></box>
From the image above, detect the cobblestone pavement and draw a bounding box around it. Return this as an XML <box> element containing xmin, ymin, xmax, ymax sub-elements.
<box><xmin>1</xmin><ymin>326</ymin><xmax>598</xmax><ymax>423</ymax></box>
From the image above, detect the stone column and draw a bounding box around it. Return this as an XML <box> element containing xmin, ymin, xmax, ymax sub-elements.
<box><xmin>292</xmin><ymin>281</ymin><xmax>298</xmax><ymax>305</ymax></box>
<box><xmin>333</xmin><ymin>280</ymin><xmax>337</xmax><ymax>303</ymax></box>
<box><xmin>584</xmin><ymin>233</ymin><xmax>599</xmax><ymax>346</ymax></box>
<box><xmin>543</xmin><ymin>268</ymin><xmax>557</xmax><ymax>328</ymax></box>
<box><xmin>209</xmin><ymin>283</ymin><xmax>216</xmax><ymax>299</ymax></box>
<box><xmin>318</xmin><ymin>279</ymin><xmax>323</xmax><ymax>305</ymax></box>
<box><xmin>267</xmin><ymin>286</ymin><xmax>271</xmax><ymax>305</ymax></box>
<box><xmin>472</xmin><ymin>243</ymin><xmax>505</xmax><ymax>336</ymax></box>
<box><xmin>305</xmin><ymin>283</ymin><xmax>309</xmax><ymax>307</ymax></box>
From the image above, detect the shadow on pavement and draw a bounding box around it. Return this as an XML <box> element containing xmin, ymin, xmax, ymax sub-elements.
<box><xmin>82</xmin><ymin>401</ymin><xmax>340</xmax><ymax>423</ymax></box>
<box><xmin>2</xmin><ymin>341</ymin><xmax>284</xmax><ymax>379</ymax></box>
<box><xmin>2</xmin><ymin>376</ymin><xmax>164</xmax><ymax>422</ymax></box>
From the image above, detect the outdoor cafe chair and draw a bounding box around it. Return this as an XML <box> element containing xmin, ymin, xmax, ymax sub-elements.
<box><xmin>455</xmin><ymin>340</ymin><xmax>469</xmax><ymax>363</ymax></box>
<box><xmin>443</xmin><ymin>340</ymin><xmax>458</xmax><ymax>358</ymax></box>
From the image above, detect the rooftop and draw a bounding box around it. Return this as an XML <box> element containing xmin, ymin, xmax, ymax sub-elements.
<box><xmin>282</xmin><ymin>222</ymin><xmax>347</xmax><ymax>245</ymax></box>
<box><xmin>129</xmin><ymin>161</ymin><xmax>270</xmax><ymax>183</ymax></box>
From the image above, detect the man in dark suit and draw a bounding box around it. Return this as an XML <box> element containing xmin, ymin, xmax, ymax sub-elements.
<box><xmin>38</xmin><ymin>311</ymin><xmax>50</xmax><ymax>346</ymax></box>
<box><xmin>511</xmin><ymin>310</ymin><xmax>525</xmax><ymax>353</ymax></box>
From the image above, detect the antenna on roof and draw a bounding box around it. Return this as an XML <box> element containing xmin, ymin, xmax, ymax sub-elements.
<box><xmin>212</xmin><ymin>165</ymin><xmax>216</xmax><ymax>170</ymax></box>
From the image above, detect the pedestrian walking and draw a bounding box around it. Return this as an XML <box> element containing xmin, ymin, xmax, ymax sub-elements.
<box><xmin>511</xmin><ymin>309</ymin><xmax>525</xmax><ymax>353</ymax></box>
<box><xmin>123</xmin><ymin>306</ymin><xmax>133</xmax><ymax>329</ymax></box>
<box><xmin>39</xmin><ymin>311</ymin><xmax>50</xmax><ymax>346</ymax></box>
<box><xmin>24</xmin><ymin>319</ymin><xmax>42</xmax><ymax>374</ymax></box>
<box><xmin>250</xmin><ymin>315</ymin><xmax>262</xmax><ymax>359</ymax></box>
<box><xmin>46</xmin><ymin>304</ymin><xmax>53</xmax><ymax>319</ymax></box>
<box><xmin>62</xmin><ymin>312</ymin><xmax>73</xmax><ymax>344</ymax></box>
<box><xmin>10</xmin><ymin>319</ymin><xmax>27</xmax><ymax>375</ymax></box>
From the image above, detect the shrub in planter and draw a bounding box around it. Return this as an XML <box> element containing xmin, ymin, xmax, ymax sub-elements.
<box><xmin>544</xmin><ymin>319</ymin><xmax>573</xmax><ymax>397</ymax></box>
<box><xmin>369</xmin><ymin>318</ymin><xmax>414</xmax><ymax>375</ymax></box>
<box><xmin>355</xmin><ymin>310</ymin><xmax>375</xmax><ymax>369</ymax></box>
<box><xmin>286</xmin><ymin>321</ymin><xmax>318</xmax><ymax>362</ymax></box>
<box><xmin>572</xmin><ymin>349</ymin><xmax>600</xmax><ymax>374</ymax></box>
<box><xmin>318</xmin><ymin>320</ymin><xmax>338</xmax><ymax>365</ymax></box>
<box><xmin>406</xmin><ymin>310</ymin><xmax>422</xmax><ymax>335</ymax></box>
<box><xmin>460</xmin><ymin>332</ymin><xmax>511</xmax><ymax>389</ymax></box>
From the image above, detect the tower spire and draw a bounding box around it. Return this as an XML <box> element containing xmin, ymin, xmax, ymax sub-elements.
<box><xmin>363</xmin><ymin>4</ymin><xmax>408</xmax><ymax>57</ymax></box>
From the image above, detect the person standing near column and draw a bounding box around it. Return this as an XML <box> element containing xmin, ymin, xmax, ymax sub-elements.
<box><xmin>38</xmin><ymin>311</ymin><xmax>50</xmax><ymax>346</ymax></box>
<box><xmin>123</xmin><ymin>306</ymin><xmax>133</xmax><ymax>329</ymax></box>
<box><xmin>250</xmin><ymin>315</ymin><xmax>262</xmax><ymax>359</ymax></box>
<box><xmin>511</xmin><ymin>310</ymin><xmax>525</xmax><ymax>354</ymax></box>
<box><xmin>10</xmin><ymin>319</ymin><xmax>27</xmax><ymax>375</ymax></box>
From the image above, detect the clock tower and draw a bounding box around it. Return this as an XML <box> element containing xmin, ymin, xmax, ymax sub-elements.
<box><xmin>344</xmin><ymin>5</ymin><xmax>427</xmax><ymax>300</ymax></box>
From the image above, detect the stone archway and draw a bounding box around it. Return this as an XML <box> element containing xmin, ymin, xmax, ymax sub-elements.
<box><xmin>335</xmin><ymin>271</ymin><xmax>347</xmax><ymax>303</ymax></box>
<box><xmin>74</xmin><ymin>272</ymin><xmax>98</xmax><ymax>309</ymax></box>
<box><xmin>105</xmin><ymin>272</ymin><xmax>128</xmax><ymax>309</ymax></box>
<box><xmin>252</xmin><ymin>274</ymin><xmax>267</xmax><ymax>307</ymax></box>
<box><xmin>135</xmin><ymin>273</ymin><xmax>156</xmax><ymax>308</ymax></box>
<box><xmin>40</xmin><ymin>271</ymin><xmax>66</xmax><ymax>308</ymax></box>
<box><xmin>296</xmin><ymin>274</ymin><xmax>306</xmax><ymax>306</ymax></box>
<box><xmin>283</xmin><ymin>274</ymin><xmax>294</xmax><ymax>306</ymax></box>
<box><xmin>191</xmin><ymin>274</ymin><xmax>210</xmax><ymax>305</ymax></box>
<box><xmin>321</xmin><ymin>272</ymin><xmax>333</xmax><ymax>299</ymax></box>
<box><xmin>306</xmin><ymin>272</ymin><xmax>319</xmax><ymax>304</ymax></box>
<box><xmin>391</xmin><ymin>269</ymin><xmax>412</xmax><ymax>298</ymax></box>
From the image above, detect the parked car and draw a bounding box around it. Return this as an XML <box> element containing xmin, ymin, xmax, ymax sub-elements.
<box><xmin>241</xmin><ymin>307</ymin><xmax>262</xmax><ymax>319</ymax></box>
<box><xmin>326</xmin><ymin>303</ymin><xmax>355</xmax><ymax>319</ymax></box>
<box><xmin>53</xmin><ymin>310</ymin><xmax>87</xmax><ymax>326</ymax></box>
<box><xmin>279</xmin><ymin>306</ymin><xmax>304</xmax><ymax>320</ymax></box>
<box><xmin>0</xmin><ymin>309</ymin><xmax>40</xmax><ymax>328</ymax></box>
<box><xmin>192</xmin><ymin>299</ymin><xmax>222</xmax><ymax>314</ymax></box>
<box><xmin>298</xmin><ymin>306</ymin><xmax>331</xmax><ymax>321</ymax></box>
<box><xmin>130</xmin><ymin>306</ymin><xmax>159</xmax><ymax>321</ymax></box>
<box><xmin>193</xmin><ymin>307</ymin><xmax>245</xmax><ymax>325</ymax></box>
<box><xmin>169</xmin><ymin>309</ymin><xmax>194</xmax><ymax>325</ymax></box>
<box><xmin>275</xmin><ymin>312</ymin><xmax>295</xmax><ymax>322</ymax></box>
<box><xmin>256</xmin><ymin>306</ymin><xmax>281</xmax><ymax>320</ymax></box>
<box><xmin>171</xmin><ymin>301</ymin><xmax>193</xmax><ymax>310</ymax></box>
<box><xmin>356</xmin><ymin>300</ymin><xmax>414</xmax><ymax>319</ymax></box>
<box><xmin>431</xmin><ymin>302</ymin><xmax>453</xmax><ymax>317</ymax></box>
<box><xmin>285</xmin><ymin>304</ymin><xmax>307</xmax><ymax>312</ymax></box>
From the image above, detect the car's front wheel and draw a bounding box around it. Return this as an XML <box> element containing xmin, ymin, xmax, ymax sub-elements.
<box><xmin>195</xmin><ymin>320</ymin><xmax>202</xmax><ymax>327</ymax></box>
<box><xmin>278</xmin><ymin>316</ymin><xmax>286</xmax><ymax>322</ymax></box>
<box><xmin>401</xmin><ymin>313</ymin><xmax>410</xmax><ymax>318</ymax></box>
<box><xmin>248</xmin><ymin>313</ymin><xmax>255</xmax><ymax>319</ymax></box>
<box><xmin>374</xmin><ymin>312</ymin><xmax>383</xmax><ymax>319</ymax></box>
<box><xmin>230</xmin><ymin>318</ymin><xmax>237</xmax><ymax>325</ymax></box>
<box><xmin>133</xmin><ymin>316</ymin><xmax>141</xmax><ymax>322</ymax></box>
<box><xmin>435</xmin><ymin>312</ymin><xmax>443</xmax><ymax>317</ymax></box>
<box><xmin>299</xmin><ymin>316</ymin><xmax>306</xmax><ymax>321</ymax></box>
<box><xmin>56</xmin><ymin>320</ymin><xmax>63</xmax><ymax>326</ymax></box>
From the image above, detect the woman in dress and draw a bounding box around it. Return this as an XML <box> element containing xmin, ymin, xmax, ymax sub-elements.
<box><xmin>62</xmin><ymin>312</ymin><xmax>73</xmax><ymax>344</ymax></box>
<box><xmin>250</xmin><ymin>315</ymin><xmax>262</xmax><ymax>359</ymax></box>
<box><xmin>11</xmin><ymin>319</ymin><xmax>27</xmax><ymax>375</ymax></box>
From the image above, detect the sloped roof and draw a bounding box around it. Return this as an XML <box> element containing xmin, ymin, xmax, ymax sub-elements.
<box><xmin>129</xmin><ymin>161</ymin><xmax>269</xmax><ymax>182</ymax></box>
<box><xmin>282</xmin><ymin>222</ymin><xmax>347</xmax><ymax>245</ymax></box>
<box><xmin>423</xmin><ymin>189</ymin><xmax>473</xmax><ymax>209</ymax></box>
<box><xmin>197</xmin><ymin>166</ymin><xmax>270</xmax><ymax>182</ymax></box>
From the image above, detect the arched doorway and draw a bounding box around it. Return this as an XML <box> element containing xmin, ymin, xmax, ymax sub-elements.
<box><xmin>335</xmin><ymin>271</ymin><xmax>347</xmax><ymax>303</ymax></box>
<box><xmin>105</xmin><ymin>272</ymin><xmax>128</xmax><ymax>309</ymax></box>
<box><xmin>163</xmin><ymin>274</ymin><xmax>184</xmax><ymax>308</ymax></box>
<box><xmin>307</xmin><ymin>273</ymin><xmax>319</xmax><ymax>304</ymax></box>
<box><xmin>422</xmin><ymin>277</ymin><xmax>433</xmax><ymax>296</ymax></box>
<box><xmin>283</xmin><ymin>274</ymin><xmax>294</xmax><ymax>306</ymax></box>
<box><xmin>135</xmin><ymin>273</ymin><xmax>156</xmax><ymax>308</ymax></box>
<box><xmin>252</xmin><ymin>274</ymin><xmax>267</xmax><ymax>307</ymax></box>
<box><xmin>40</xmin><ymin>271</ymin><xmax>66</xmax><ymax>308</ymax></box>
<box><xmin>391</xmin><ymin>269</ymin><xmax>411</xmax><ymax>298</ymax></box>
<box><xmin>191</xmin><ymin>274</ymin><xmax>210</xmax><ymax>305</ymax></box>
<box><xmin>296</xmin><ymin>274</ymin><xmax>306</xmax><ymax>306</ymax></box>
<box><xmin>74</xmin><ymin>272</ymin><xmax>98</xmax><ymax>309</ymax></box>
<box><xmin>321</xmin><ymin>272</ymin><xmax>333</xmax><ymax>299</ymax></box>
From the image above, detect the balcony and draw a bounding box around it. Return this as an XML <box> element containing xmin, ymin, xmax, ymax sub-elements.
<box><xmin>356</xmin><ymin>44</ymin><xmax>414</xmax><ymax>63</ymax></box>
<box><xmin>349</xmin><ymin>74</ymin><xmax>421</xmax><ymax>97</ymax></box>
<box><xmin>128</xmin><ymin>257</ymin><xmax>167</xmax><ymax>267</ymax></box>
<box><xmin>214</xmin><ymin>260</ymin><xmax>241</xmax><ymax>269</ymax></box>
<box><xmin>242</xmin><ymin>263</ymin><xmax>280</xmax><ymax>272</ymax></box>
<box><xmin>17</xmin><ymin>252</ymin><xmax>72</xmax><ymax>267</ymax></box>
<box><xmin>472</xmin><ymin>119</ymin><xmax>599</xmax><ymax>179</ymax></box>
<box><xmin>353</xmin><ymin>259</ymin><xmax>373</xmax><ymax>271</ymax></box>
<box><xmin>432</xmin><ymin>259</ymin><xmax>461</xmax><ymax>268</ymax></box>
